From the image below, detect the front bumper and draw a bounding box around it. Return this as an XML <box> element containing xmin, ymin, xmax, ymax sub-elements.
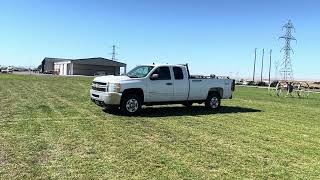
<box><xmin>90</xmin><ymin>89</ymin><xmax>122</xmax><ymax>106</ymax></box>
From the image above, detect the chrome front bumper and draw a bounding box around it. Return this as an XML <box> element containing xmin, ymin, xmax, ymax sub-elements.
<box><xmin>90</xmin><ymin>89</ymin><xmax>122</xmax><ymax>106</ymax></box>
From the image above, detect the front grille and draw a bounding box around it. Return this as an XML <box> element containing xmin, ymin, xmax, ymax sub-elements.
<box><xmin>92</xmin><ymin>86</ymin><xmax>106</xmax><ymax>92</ymax></box>
<box><xmin>93</xmin><ymin>81</ymin><xmax>107</xmax><ymax>86</ymax></box>
<box><xmin>92</xmin><ymin>81</ymin><xmax>108</xmax><ymax>92</ymax></box>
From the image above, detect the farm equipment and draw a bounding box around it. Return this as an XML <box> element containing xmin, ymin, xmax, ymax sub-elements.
<box><xmin>268</xmin><ymin>81</ymin><xmax>311</xmax><ymax>98</ymax></box>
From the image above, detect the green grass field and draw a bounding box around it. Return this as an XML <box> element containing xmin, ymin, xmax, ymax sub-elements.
<box><xmin>1</xmin><ymin>74</ymin><xmax>320</xmax><ymax>179</ymax></box>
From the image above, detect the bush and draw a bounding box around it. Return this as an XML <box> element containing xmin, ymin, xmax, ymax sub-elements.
<box><xmin>257</xmin><ymin>81</ymin><xmax>268</xmax><ymax>86</ymax></box>
<box><xmin>246</xmin><ymin>81</ymin><xmax>256</xmax><ymax>86</ymax></box>
<box><xmin>269</xmin><ymin>81</ymin><xmax>279</xmax><ymax>87</ymax></box>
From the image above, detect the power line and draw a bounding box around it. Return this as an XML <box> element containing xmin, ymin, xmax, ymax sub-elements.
<box><xmin>274</xmin><ymin>60</ymin><xmax>280</xmax><ymax>80</ymax></box>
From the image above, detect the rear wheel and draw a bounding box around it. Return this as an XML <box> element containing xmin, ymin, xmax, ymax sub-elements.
<box><xmin>205</xmin><ymin>93</ymin><xmax>221</xmax><ymax>110</ymax></box>
<box><xmin>120</xmin><ymin>94</ymin><xmax>142</xmax><ymax>115</ymax></box>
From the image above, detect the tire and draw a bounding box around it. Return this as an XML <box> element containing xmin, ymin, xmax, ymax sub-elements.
<box><xmin>120</xmin><ymin>94</ymin><xmax>142</xmax><ymax>115</ymax></box>
<box><xmin>182</xmin><ymin>101</ymin><xmax>193</xmax><ymax>107</ymax></box>
<box><xmin>205</xmin><ymin>92</ymin><xmax>221</xmax><ymax>110</ymax></box>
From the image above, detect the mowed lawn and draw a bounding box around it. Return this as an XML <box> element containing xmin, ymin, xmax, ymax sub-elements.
<box><xmin>1</xmin><ymin>74</ymin><xmax>320</xmax><ymax>179</ymax></box>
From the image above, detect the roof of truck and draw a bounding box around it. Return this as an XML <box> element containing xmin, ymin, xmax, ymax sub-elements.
<box><xmin>139</xmin><ymin>64</ymin><xmax>186</xmax><ymax>67</ymax></box>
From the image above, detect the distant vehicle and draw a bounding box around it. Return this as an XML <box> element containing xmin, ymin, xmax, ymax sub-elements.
<box><xmin>242</xmin><ymin>80</ymin><xmax>255</xmax><ymax>86</ymax></box>
<box><xmin>90</xmin><ymin>64</ymin><xmax>235</xmax><ymax>115</ymax></box>
<box><xmin>94</xmin><ymin>72</ymin><xmax>106</xmax><ymax>76</ymax></box>
<box><xmin>236</xmin><ymin>79</ymin><xmax>244</xmax><ymax>85</ymax></box>
<box><xmin>43</xmin><ymin>70</ymin><xmax>54</xmax><ymax>74</ymax></box>
<box><xmin>1</xmin><ymin>67</ymin><xmax>13</xmax><ymax>74</ymax></box>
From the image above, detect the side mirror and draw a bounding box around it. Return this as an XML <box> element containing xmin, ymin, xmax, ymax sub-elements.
<box><xmin>150</xmin><ymin>74</ymin><xmax>159</xmax><ymax>80</ymax></box>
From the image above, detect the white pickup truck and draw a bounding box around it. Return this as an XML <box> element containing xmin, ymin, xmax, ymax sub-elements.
<box><xmin>90</xmin><ymin>64</ymin><xmax>235</xmax><ymax>115</ymax></box>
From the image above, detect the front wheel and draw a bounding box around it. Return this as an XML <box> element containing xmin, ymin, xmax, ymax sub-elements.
<box><xmin>205</xmin><ymin>93</ymin><xmax>221</xmax><ymax>110</ymax></box>
<box><xmin>120</xmin><ymin>94</ymin><xmax>142</xmax><ymax>115</ymax></box>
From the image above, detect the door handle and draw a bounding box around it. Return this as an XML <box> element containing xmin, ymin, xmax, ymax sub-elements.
<box><xmin>166</xmin><ymin>83</ymin><xmax>173</xmax><ymax>85</ymax></box>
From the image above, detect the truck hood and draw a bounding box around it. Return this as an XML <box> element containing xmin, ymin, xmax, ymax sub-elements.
<box><xmin>93</xmin><ymin>75</ymin><xmax>131</xmax><ymax>83</ymax></box>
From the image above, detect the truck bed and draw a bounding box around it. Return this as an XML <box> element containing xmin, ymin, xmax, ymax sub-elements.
<box><xmin>188</xmin><ymin>77</ymin><xmax>233</xmax><ymax>100</ymax></box>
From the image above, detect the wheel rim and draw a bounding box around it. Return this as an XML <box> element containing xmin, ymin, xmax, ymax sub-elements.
<box><xmin>126</xmin><ymin>99</ymin><xmax>139</xmax><ymax>113</ymax></box>
<box><xmin>210</xmin><ymin>97</ymin><xmax>219</xmax><ymax>108</ymax></box>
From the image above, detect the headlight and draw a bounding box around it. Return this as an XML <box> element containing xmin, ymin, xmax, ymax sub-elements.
<box><xmin>109</xmin><ymin>83</ymin><xmax>121</xmax><ymax>93</ymax></box>
<box><xmin>115</xmin><ymin>83</ymin><xmax>121</xmax><ymax>93</ymax></box>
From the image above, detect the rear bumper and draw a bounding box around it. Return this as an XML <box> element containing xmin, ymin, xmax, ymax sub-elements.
<box><xmin>90</xmin><ymin>90</ymin><xmax>122</xmax><ymax>106</ymax></box>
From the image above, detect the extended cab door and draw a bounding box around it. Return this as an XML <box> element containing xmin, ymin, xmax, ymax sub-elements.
<box><xmin>147</xmin><ymin>66</ymin><xmax>174</xmax><ymax>102</ymax></box>
<box><xmin>172</xmin><ymin>66</ymin><xmax>189</xmax><ymax>101</ymax></box>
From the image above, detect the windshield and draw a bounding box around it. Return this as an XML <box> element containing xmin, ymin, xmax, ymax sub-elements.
<box><xmin>126</xmin><ymin>66</ymin><xmax>154</xmax><ymax>78</ymax></box>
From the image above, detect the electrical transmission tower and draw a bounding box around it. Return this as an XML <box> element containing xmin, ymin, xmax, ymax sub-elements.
<box><xmin>111</xmin><ymin>45</ymin><xmax>117</xmax><ymax>61</ymax></box>
<box><xmin>279</xmin><ymin>20</ymin><xmax>296</xmax><ymax>81</ymax></box>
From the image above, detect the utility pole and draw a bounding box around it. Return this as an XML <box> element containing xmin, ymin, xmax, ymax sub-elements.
<box><xmin>253</xmin><ymin>48</ymin><xmax>257</xmax><ymax>82</ymax></box>
<box><xmin>261</xmin><ymin>48</ymin><xmax>264</xmax><ymax>82</ymax></box>
<box><xmin>268</xmin><ymin>49</ymin><xmax>272</xmax><ymax>84</ymax></box>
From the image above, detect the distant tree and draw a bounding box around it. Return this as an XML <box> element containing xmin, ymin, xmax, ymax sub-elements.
<box><xmin>36</xmin><ymin>64</ymin><xmax>42</xmax><ymax>71</ymax></box>
<box><xmin>257</xmin><ymin>81</ymin><xmax>268</xmax><ymax>87</ymax></box>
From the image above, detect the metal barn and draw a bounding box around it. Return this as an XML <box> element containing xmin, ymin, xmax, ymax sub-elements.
<box><xmin>41</xmin><ymin>57</ymin><xmax>126</xmax><ymax>76</ymax></box>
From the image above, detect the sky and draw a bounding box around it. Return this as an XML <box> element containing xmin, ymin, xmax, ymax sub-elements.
<box><xmin>0</xmin><ymin>0</ymin><xmax>320</xmax><ymax>80</ymax></box>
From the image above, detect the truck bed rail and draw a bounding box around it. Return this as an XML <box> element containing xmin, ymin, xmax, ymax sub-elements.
<box><xmin>190</xmin><ymin>75</ymin><xmax>230</xmax><ymax>79</ymax></box>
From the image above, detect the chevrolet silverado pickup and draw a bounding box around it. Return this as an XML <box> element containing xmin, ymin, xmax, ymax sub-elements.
<box><xmin>90</xmin><ymin>64</ymin><xmax>235</xmax><ymax>115</ymax></box>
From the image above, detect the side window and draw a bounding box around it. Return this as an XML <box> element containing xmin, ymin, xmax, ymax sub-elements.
<box><xmin>151</xmin><ymin>67</ymin><xmax>171</xmax><ymax>80</ymax></box>
<box><xmin>173</xmin><ymin>67</ymin><xmax>184</xmax><ymax>80</ymax></box>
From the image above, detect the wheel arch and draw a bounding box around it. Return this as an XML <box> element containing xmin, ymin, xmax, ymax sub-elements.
<box><xmin>208</xmin><ymin>87</ymin><xmax>223</xmax><ymax>98</ymax></box>
<box><xmin>121</xmin><ymin>88</ymin><xmax>144</xmax><ymax>102</ymax></box>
